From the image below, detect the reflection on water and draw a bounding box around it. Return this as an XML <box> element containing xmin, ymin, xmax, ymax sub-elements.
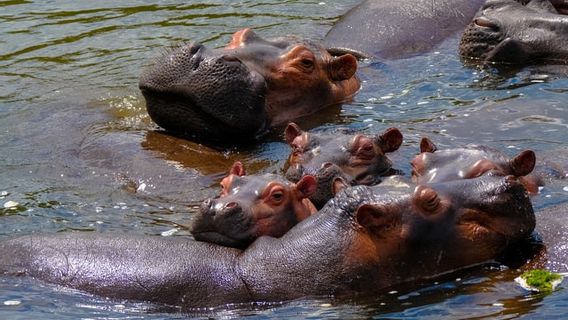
<box><xmin>1</xmin><ymin>0</ymin><xmax>568</xmax><ymax>319</ymax></box>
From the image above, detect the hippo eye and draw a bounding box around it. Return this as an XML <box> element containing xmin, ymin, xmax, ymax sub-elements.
<box><xmin>299</xmin><ymin>58</ymin><xmax>314</xmax><ymax>70</ymax></box>
<box><xmin>270</xmin><ymin>190</ymin><xmax>285</xmax><ymax>203</ymax></box>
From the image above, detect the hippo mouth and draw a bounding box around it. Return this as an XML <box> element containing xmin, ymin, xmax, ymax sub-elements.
<box><xmin>459</xmin><ymin>18</ymin><xmax>504</xmax><ymax>63</ymax></box>
<box><xmin>139</xmin><ymin>43</ymin><xmax>269</xmax><ymax>141</ymax></box>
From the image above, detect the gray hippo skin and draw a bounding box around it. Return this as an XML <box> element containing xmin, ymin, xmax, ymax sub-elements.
<box><xmin>460</xmin><ymin>0</ymin><xmax>568</xmax><ymax>64</ymax></box>
<box><xmin>139</xmin><ymin>29</ymin><xmax>360</xmax><ymax>142</ymax></box>
<box><xmin>0</xmin><ymin>175</ymin><xmax>535</xmax><ymax>309</ymax></box>
<box><xmin>324</xmin><ymin>0</ymin><xmax>486</xmax><ymax>59</ymax></box>
<box><xmin>284</xmin><ymin>123</ymin><xmax>403</xmax><ymax>208</ymax></box>
<box><xmin>531</xmin><ymin>202</ymin><xmax>568</xmax><ymax>272</ymax></box>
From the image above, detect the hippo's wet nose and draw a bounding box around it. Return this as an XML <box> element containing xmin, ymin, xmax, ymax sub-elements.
<box><xmin>199</xmin><ymin>198</ymin><xmax>214</xmax><ymax>215</ymax></box>
<box><xmin>222</xmin><ymin>202</ymin><xmax>242</xmax><ymax>216</ymax></box>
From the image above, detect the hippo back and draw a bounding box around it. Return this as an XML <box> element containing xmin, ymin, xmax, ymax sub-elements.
<box><xmin>324</xmin><ymin>0</ymin><xmax>486</xmax><ymax>59</ymax></box>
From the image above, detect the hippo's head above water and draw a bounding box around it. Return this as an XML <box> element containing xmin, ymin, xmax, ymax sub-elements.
<box><xmin>411</xmin><ymin>137</ymin><xmax>538</xmax><ymax>192</ymax></box>
<box><xmin>139</xmin><ymin>29</ymin><xmax>360</xmax><ymax>142</ymax></box>
<box><xmin>190</xmin><ymin>161</ymin><xmax>317</xmax><ymax>248</ymax></box>
<box><xmin>284</xmin><ymin>123</ymin><xmax>403</xmax><ymax>207</ymax></box>
<box><xmin>460</xmin><ymin>0</ymin><xmax>568</xmax><ymax>65</ymax></box>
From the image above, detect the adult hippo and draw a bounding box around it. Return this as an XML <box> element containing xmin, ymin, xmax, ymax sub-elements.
<box><xmin>324</xmin><ymin>0</ymin><xmax>486</xmax><ymax>59</ymax></box>
<box><xmin>0</xmin><ymin>175</ymin><xmax>534</xmax><ymax>309</ymax></box>
<box><xmin>139</xmin><ymin>29</ymin><xmax>360</xmax><ymax>142</ymax></box>
<box><xmin>460</xmin><ymin>0</ymin><xmax>568</xmax><ymax>64</ymax></box>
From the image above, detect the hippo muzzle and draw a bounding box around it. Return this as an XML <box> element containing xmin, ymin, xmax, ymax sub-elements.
<box><xmin>139</xmin><ymin>42</ymin><xmax>268</xmax><ymax>140</ymax></box>
<box><xmin>191</xmin><ymin>197</ymin><xmax>256</xmax><ymax>248</ymax></box>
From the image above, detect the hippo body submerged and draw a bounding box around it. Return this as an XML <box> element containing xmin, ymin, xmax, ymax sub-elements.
<box><xmin>324</xmin><ymin>0</ymin><xmax>486</xmax><ymax>59</ymax></box>
<box><xmin>0</xmin><ymin>175</ymin><xmax>535</xmax><ymax>309</ymax></box>
<box><xmin>460</xmin><ymin>0</ymin><xmax>568</xmax><ymax>65</ymax></box>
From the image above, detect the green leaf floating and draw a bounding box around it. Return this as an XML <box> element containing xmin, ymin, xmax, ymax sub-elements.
<box><xmin>515</xmin><ymin>269</ymin><xmax>564</xmax><ymax>293</ymax></box>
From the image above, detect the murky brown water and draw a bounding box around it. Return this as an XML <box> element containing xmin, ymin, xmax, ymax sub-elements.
<box><xmin>1</xmin><ymin>0</ymin><xmax>568</xmax><ymax>318</ymax></box>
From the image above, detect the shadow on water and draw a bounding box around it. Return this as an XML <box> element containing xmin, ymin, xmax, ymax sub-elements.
<box><xmin>1</xmin><ymin>0</ymin><xmax>568</xmax><ymax>319</ymax></box>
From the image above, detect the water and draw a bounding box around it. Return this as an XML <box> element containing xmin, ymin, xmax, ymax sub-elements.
<box><xmin>1</xmin><ymin>0</ymin><xmax>568</xmax><ymax>318</ymax></box>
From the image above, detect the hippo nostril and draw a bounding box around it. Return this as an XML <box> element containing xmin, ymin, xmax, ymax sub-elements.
<box><xmin>199</xmin><ymin>198</ymin><xmax>215</xmax><ymax>215</ymax></box>
<box><xmin>188</xmin><ymin>43</ymin><xmax>204</xmax><ymax>55</ymax></box>
<box><xmin>225</xmin><ymin>202</ymin><xmax>238</xmax><ymax>210</ymax></box>
<box><xmin>474</xmin><ymin>17</ymin><xmax>499</xmax><ymax>31</ymax></box>
<box><xmin>322</xmin><ymin>162</ymin><xmax>334</xmax><ymax>169</ymax></box>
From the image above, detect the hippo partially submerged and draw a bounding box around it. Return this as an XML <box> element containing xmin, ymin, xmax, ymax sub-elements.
<box><xmin>139</xmin><ymin>29</ymin><xmax>360</xmax><ymax>141</ymax></box>
<box><xmin>191</xmin><ymin>161</ymin><xmax>317</xmax><ymax>248</ymax></box>
<box><xmin>284</xmin><ymin>123</ymin><xmax>403</xmax><ymax>208</ymax></box>
<box><xmin>460</xmin><ymin>0</ymin><xmax>568</xmax><ymax>64</ymax></box>
<box><xmin>0</xmin><ymin>175</ymin><xmax>535</xmax><ymax>309</ymax></box>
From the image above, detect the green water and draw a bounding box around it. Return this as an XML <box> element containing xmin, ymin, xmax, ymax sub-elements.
<box><xmin>1</xmin><ymin>0</ymin><xmax>568</xmax><ymax>318</ymax></box>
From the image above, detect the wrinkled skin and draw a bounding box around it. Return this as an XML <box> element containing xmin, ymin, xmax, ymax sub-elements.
<box><xmin>284</xmin><ymin>123</ymin><xmax>403</xmax><ymax>208</ymax></box>
<box><xmin>0</xmin><ymin>175</ymin><xmax>534</xmax><ymax>309</ymax></box>
<box><xmin>460</xmin><ymin>0</ymin><xmax>568</xmax><ymax>64</ymax></box>
<box><xmin>139</xmin><ymin>29</ymin><xmax>360</xmax><ymax>141</ymax></box>
<box><xmin>191</xmin><ymin>161</ymin><xmax>317</xmax><ymax>248</ymax></box>
<box><xmin>324</xmin><ymin>0</ymin><xmax>486</xmax><ymax>59</ymax></box>
<box><xmin>410</xmin><ymin>137</ymin><xmax>567</xmax><ymax>195</ymax></box>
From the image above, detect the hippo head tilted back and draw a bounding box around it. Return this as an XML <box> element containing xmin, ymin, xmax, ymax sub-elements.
<box><xmin>139</xmin><ymin>29</ymin><xmax>360</xmax><ymax>141</ymax></box>
<box><xmin>459</xmin><ymin>0</ymin><xmax>568</xmax><ymax>65</ymax></box>
<box><xmin>190</xmin><ymin>161</ymin><xmax>317</xmax><ymax>248</ymax></box>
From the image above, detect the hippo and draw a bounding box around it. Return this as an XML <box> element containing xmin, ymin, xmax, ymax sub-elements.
<box><xmin>410</xmin><ymin>137</ymin><xmax>568</xmax><ymax>196</ymax></box>
<box><xmin>324</xmin><ymin>0</ymin><xmax>487</xmax><ymax>59</ymax></box>
<box><xmin>284</xmin><ymin>123</ymin><xmax>403</xmax><ymax>208</ymax></box>
<box><xmin>460</xmin><ymin>0</ymin><xmax>568</xmax><ymax>65</ymax></box>
<box><xmin>190</xmin><ymin>161</ymin><xmax>318</xmax><ymax>248</ymax></box>
<box><xmin>0</xmin><ymin>175</ymin><xmax>535</xmax><ymax>309</ymax></box>
<box><xmin>139</xmin><ymin>29</ymin><xmax>360</xmax><ymax>142</ymax></box>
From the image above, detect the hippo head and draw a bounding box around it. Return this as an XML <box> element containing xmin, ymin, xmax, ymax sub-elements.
<box><xmin>284</xmin><ymin>123</ymin><xmax>403</xmax><ymax>193</ymax></box>
<box><xmin>139</xmin><ymin>29</ymin><xmax>360</xmax><ymax>141</ymax></box>
<box><xmin>411</xmin><ymin>137</ymin><xmax>537</xmax><ymax>192</ymax></box>
<box><xmin>459</xmin><ymin>0</ymin><xmax>568</xmax><ymax>65</ymax></box>
<box><xmin>322</xmin><ymin>173</ymin><xmax>535</xmax><ymax>287</ymax></box>
<box><xmin>190</xmin><ymin>161</ymin><xmax>317</xmax><ymax>248</ymax></box>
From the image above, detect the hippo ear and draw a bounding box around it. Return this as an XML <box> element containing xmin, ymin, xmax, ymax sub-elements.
<box><xmin>510</xmin><ymin>150</ymin><xmax>536</xmax><ymax>177</ymax></box>
<box><xmin>330</xmin><ymin>54</ymin><xmax>357</xmax><ymax>81</ymax></box>
<box><xmin>355</xmin><ymin>204</ymin><xmax>398</xmax><ymax>235</ymax></box>
<box><xmin>377</xmin><ymin>127</ymin><xmax>403</xmax><ymax>153</ymax></box>
<box><xmin>295</xmin><ymin>175</ymin><xmax>317</xmax><ymax>199</ymax></box>
<box><xmin>285</xmin><ymin>122</ymin><xmax>303</xmax><ymax>145</ymax></box>
<box><xmin>419</xmin><ymin>137</ymin><xmax>437</xmax><ymax>153</ymax></box>
<box><xmin>229</xmin><ymin>161</ymin><xmax>246</xmax><ymax>176</ymax></box>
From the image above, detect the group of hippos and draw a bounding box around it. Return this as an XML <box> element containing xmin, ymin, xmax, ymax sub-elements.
<box><xmin>2</xmin><ymin>0</ymin><xmax>568</xmax><ymax>311</ymax></box>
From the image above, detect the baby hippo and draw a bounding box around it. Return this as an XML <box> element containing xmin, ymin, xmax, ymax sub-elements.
<box><xmin>191</xmin><ymin>161</ymin><xmax>317</xmax><ymax>248</ymax></box>
<box><xmin>284</xmin><ymin>122</ymin><xmax>403</xmax><ymax>208</ymax></box>
<box><xmin>411</xmin><ymin>137</ymin><xmax>539</xmax><ymax>192</ymax></box>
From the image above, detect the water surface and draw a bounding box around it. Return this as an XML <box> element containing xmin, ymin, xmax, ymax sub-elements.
<box><xmin>1</xmin><ymin>0</ymin><xmax>568</xmax><ymax>318</ymax></box>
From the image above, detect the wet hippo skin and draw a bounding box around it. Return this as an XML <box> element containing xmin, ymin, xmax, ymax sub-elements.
<box><xmin>284</xmin><ymin>123</ymin><xmax>403</xmax><ymax>208</ymax></box>
<box><xmin>324</xmin><ymin>0</ymin><xmax>487</xmax><ymax>59</ymax></box>
<box><xmin>139</xmin><ymin>29</ymin><xmax>360</xmax><ymax>142</ymax></box>
<box><xmin>190</xmin><ymin>161</ymin><xmax>318</xmax><ymax>248</ymax></box>
<box><xmin>0</xmin><ymin>175</ymin><xmax>535</xmax><ymax>309</ymax></box>
<box><xmin>460</xmin><ymin>0</ymin><xmax>568</xmax><ymax>64</ymax></box>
